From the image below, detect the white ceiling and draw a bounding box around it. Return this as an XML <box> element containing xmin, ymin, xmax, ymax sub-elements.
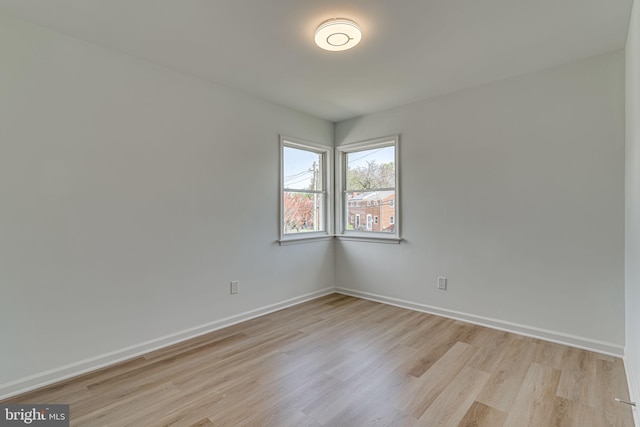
<box><xmin>0</xmin><ymin>0</ymin><xmax>633</xmax><ymax>122</ymax></box>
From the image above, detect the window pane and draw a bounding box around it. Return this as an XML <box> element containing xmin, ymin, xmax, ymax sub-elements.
<box><xmin>346</xmin><ymin>146</ymin><xmax>395</xmax><ymax>191</ymax></box>
<box><xmin>283</xmin><ymin>146</ymin><xmax>322</xmax><ymax>191</ymax></box>
<box><xmin>283</xmin><ymin>191</ymin><xmax>324</xmax><ymax>234</ymax></box>
<box><xmin>345</xmin><ymin>190</ymin><xmax>395</xmax><ymax>233</ymax></box>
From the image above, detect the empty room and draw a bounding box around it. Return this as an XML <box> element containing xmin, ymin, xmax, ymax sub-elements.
<box><xmin>1</xmin><ymin>0</ymin><xmax>639</xmax><ymax>426</ymax></box>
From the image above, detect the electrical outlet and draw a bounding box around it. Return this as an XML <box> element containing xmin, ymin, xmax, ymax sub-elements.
<box><xmin>437</xmin><ymin>277</ymin><xmax>447</xmax><ymax>290</ymax></box>
<box><xmin>230</xmin><ymin>281</ymin><xmax>239</xmax><ymax>294</ymax></box>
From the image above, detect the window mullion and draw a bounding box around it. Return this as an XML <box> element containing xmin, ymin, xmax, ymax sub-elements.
<box><xmin>284</xmin><ymin>189</ymin><xmax>325</xmax><ymax>194</ymax></box>
<box><xmin>344</xmin><ymin>187</ymin><xmax>396</xmax><ymax>193</ymax></box>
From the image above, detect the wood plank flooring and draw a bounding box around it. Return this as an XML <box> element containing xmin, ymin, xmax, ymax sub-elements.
<box><xmin>3</xmin><ymin>294</ymin><xmax>634</xmax><ymax>426</ymax></box>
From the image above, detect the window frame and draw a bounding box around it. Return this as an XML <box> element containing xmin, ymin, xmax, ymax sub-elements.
<box><xmin>336</xmin><ymin>135</ymin><xmax>401</xmax><ymax>243</ymax></box>
<box><xmin>279</xmin><ymin>136</ymin><xmax>333</xmax><ymax>245</ymax></box>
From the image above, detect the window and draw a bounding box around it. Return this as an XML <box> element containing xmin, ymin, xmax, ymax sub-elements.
<box><xmin>337</xmin><ymin>135</ymin><xmax>400</xmax><ymax>242</ymax></box>
<box><xmin>280</xmin><ymin>137</ymin><xmax>332</xmax><ymax>243</ymax></box>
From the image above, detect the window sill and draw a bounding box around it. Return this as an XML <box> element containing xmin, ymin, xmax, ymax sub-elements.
<box><xmin>335</xmin><ymin>235</ymin><xmax>403</xmax><ymax>244</ymax></box>
<box><xmin>278</xmin><ymin>235</ymin><xmax>333</xmax><ymax>246</ymax></box>
<box><xmin>278</xmin><ymin>234</ymin><xmax>403</xmax><ymax>245</ymax></box>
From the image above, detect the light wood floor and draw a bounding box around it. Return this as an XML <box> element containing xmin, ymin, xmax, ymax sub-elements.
<box><xmin>3</xmin><ymin>294</ymin><xmax>634</xmax><ymax>426</ymax></box>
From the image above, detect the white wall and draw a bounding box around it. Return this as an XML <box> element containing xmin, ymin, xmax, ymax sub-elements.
<box><xmin>0</xmin><ymin>6</ymin><xmax>631</xmax><ymax>402</ymax></box>
<box><xmin>626</xmin><ymin>0</ymin><xmax>640</xmax><ymax>420</ymax></box>
<box><xmin>0</xmin><ymin>13</ymin><xmax>334</xmax><ymax>393</ymax></box>
<box><xmin>336</xmin><ymin>52</ymin><xmax>625</xmax><ymax>352</ymax></box>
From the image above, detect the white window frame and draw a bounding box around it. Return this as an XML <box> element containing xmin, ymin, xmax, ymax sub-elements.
<box><xmin>279</xmin><ymin>136</ymin><xmax>333</xmax><ymax>245</ymax></box>
<box><xmin>336</xmin><ymin>135</ymin><xmax>401</xmax><ymax>243</ymax></box>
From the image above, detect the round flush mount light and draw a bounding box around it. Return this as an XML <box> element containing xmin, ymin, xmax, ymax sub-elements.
<box><xmin>315</xmin><ymin>18</ymin><xmax>362</xmax><ymax>51</ymax></box>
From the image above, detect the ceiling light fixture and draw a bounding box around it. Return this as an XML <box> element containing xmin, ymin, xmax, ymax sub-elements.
<box><xmin>314</xmin><ymin>18</ymin><xmax>362</xmax><ymax>51</ymax></box>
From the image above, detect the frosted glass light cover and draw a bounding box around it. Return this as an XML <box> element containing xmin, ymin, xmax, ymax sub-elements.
<box><xmin>315</xmin><ymin>19</ymin><xmax>362</xmax><ymax>51</ymax></box>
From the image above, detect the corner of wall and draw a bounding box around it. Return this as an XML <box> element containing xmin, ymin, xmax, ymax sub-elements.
<box><xmin>626</xmin><ymin>0</ymin><xmax>640</xmax><ymax>424</ymax></box>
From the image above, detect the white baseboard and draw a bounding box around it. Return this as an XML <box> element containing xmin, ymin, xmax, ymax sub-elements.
<box><xmin>2</xmin><ymin>286</ymin><xmax>627</xmax><ymax>402</ymax></box>
<box><xmin>0</xmin><ymin>288</ymin><xmax>335</xmax><ymax>401</ymax></box>
<box><xmin>624</xmin><ymin>356</ymin><xmax>640</xmax><ymax>427</ymax></box>
<box><xmin>335</xmin><ymin>287</ymin><xmax>624</xmax><ymax>357</ymax></box>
